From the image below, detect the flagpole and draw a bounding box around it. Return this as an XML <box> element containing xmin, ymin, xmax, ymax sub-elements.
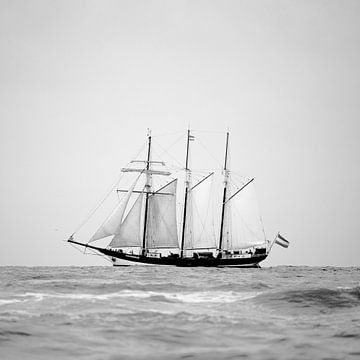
<box><xmin>267</xmin><ymin>231</ymin><xmax>280</xmax><ymax>255</ymax></box>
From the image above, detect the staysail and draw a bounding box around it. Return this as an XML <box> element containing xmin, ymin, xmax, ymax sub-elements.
<box><xmin>109</xmin><ymin>189</ymin><xmax>145</xmax><ymax>247</ymax></box>
<box><xmin>146</xmin><ymin>180</ymin><xmax>179</xmax><ymax>248</ymax></box>
<box><xmin>89</xmin><ymin>178</ymin><xmax>138</xmax><ymax>243</ymax></box>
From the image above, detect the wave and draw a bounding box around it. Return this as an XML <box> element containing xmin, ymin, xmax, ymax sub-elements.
<box><xmin>0</xmin><ymin>290</ymin><xmax>260</xmax><ymax>305</ymax></box>
<box><xmin>0</xmin><ymin>330</ymin><xmax>32</xmax><ymax>338</ymax></box>
<box><xmin>0</xmin><ymin>299</ymin><xmax>21</xmax><ymax>306</ymax></box>
<box><xmin>256</xmin><ymin>286</ymin><xmax>360</xmax><ymax>309</ymax></box>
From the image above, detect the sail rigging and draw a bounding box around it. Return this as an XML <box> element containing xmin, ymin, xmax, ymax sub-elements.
<box><xmin>146</xmin><ymin>180</ymin><xmax>179</xmax><ymax>248</ymax></box>
<box><xmin>109</xmin><ymin>189</ymin><xmax>145</xmax><ymax>248</ymax></box>
<box><xmin>189</xmin><ymin>173</ymin><xmax>217</xmax><ymax>250</ymax></box>
<box><xmin>89</xmin><ymin>178</ymin><xmax>139</xmax><ymax>243</ymax></box>
<box><xmin>222</xmin><ymin>181</ymin><xmax>266</xmax><ymax>250</ymax></box>
<box><xmin>67</xmin><ymin>129</ymin><xmax>278</xmax><ymax>268</ymax></box>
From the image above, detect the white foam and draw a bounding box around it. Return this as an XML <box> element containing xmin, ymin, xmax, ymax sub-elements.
<box><xmin>17</xmin><ymin>290</ymin><xmax>260</xmax><ymax>303</ymax></box>
<box><xmin>163</xmin><ymin>291</ymin><xmax>259</xmax><ymax>303</ymax></box>
<box><xmin>0</xmin><ymin>299</ymin><xmax>22</xmax><ymax>306</ymax></box>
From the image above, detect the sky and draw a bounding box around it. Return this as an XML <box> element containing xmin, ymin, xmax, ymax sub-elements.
<box><xmin>1</xmin><ymin>0</ymin><xmax>359</xmax><ymax>266</ymax></box>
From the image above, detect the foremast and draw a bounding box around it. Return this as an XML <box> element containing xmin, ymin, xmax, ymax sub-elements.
<box><xmin>121</xmin><ymin>129</ymin><xmax>177</xmax><ymax>254</ymax></box>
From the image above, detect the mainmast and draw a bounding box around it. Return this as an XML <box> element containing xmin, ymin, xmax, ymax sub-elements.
<box><xmin>218</xmin><ymin>131</ymin><xmax>230</xmax><ymax>254</ymax></box>
<box><xmin>142</xmin><ymin>130</ymin><xmax>152</xmax><ymax>255</ymax></box>
<box><xmin>180</xmin><ymin>129</ymin><xmax>191</xmax><ymax>258</ymax></box>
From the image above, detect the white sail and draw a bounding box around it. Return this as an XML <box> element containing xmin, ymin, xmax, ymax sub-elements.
<box><xmin>223</xmin><ymin>181</ymin><xmax>266</xmax><ymax>250</ymax></box>
<box><xmin>146</xmin><ymin>180</ymin><xmax>179</xmax><ymax>248</ymax></box>
<box><xmin>109</xmin><ymin>190</ymin><xmax>144</xmax><ymax>248</ymax></box>
<box><xmin>89</xmin><ymin>179</ymin><xmax>138</xmax><ymax>242</ymax></box>
<box><xmin>182</xmin><ymin>178</ymin><xmax>194</xmax><ymax>251</ymax></box>
<box><xmin>190</xmin><ymin>174</ymin><xmax>217</xmax><ymax>249</ymax></box>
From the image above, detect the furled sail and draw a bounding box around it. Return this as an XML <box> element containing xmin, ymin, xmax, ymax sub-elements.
<box><xmin>109</xmin><ymin>190</ymin><xmax>144</xmax><ymax>248</ymax></box>
<box><xmin>146</xmin><ymin>180</ymin><xmax>179</xmax><ymax>248</ymax></box>
<box><xmin>89</xmin><ymin>179</ymin><xmax>138</xmax><ymax>243</ymax></box>
<box><xmin>222</xmin><ymin>180</ymin><xmax>266</xmax><ymax>250</ymax></box>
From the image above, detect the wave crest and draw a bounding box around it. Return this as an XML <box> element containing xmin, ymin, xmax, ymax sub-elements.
<box><xmin>0</xmin><ymin>290</ymin><xmax>260</xmax><ymax>305</ymax></box>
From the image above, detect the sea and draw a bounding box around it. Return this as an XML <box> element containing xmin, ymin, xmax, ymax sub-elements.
<box><xmin>0</xmin><ymin>266</ymin><xmax>359</xmax><ymax>360</ymax></box>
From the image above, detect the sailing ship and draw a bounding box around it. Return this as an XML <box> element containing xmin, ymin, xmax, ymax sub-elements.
<box><xmin>68</xmin><ymin>130</ymin><xmax>288</xmax><ymax>267</ymax></box>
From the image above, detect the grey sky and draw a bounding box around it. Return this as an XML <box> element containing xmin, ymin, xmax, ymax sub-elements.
<box><xmin>1</xmin><ymin>0</ymin><xmax>359</xmax><ymax>266</ymax></box>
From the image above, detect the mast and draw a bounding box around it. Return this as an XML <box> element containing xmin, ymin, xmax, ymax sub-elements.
<box><xmin>142</xmin><ymin>130</ymin><xmax>152</xmax><ymax>255</ymax></box>
<box><xmin>218</xmin><ymin>131</ymin><xmax>229</xmax><ymax>253</ymax></box>
<box><xmin>180</xmin><ymin>129</ymin><xmax>191</xmax><ymax>258</ymax></box>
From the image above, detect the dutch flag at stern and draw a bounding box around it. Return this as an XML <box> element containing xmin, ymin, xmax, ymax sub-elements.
<box><xmin>275</xmin><ymin>233</ymin><xmax>289</xmax><ymax>248</ymax></box>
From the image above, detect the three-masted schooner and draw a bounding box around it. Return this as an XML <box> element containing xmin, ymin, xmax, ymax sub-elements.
<box><xmin>68</xmin><ymin>130</ymin><xmax>287</xmax><ymax>267</ymax></box>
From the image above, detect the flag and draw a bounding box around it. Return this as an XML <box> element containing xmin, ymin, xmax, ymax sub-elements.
<box><xmin>275</xmin><ymin>233</ymin><xmax>289</xmax><ymax>248</ymax></box>
<box><xmin>188</xmin><ymin>135</ymin><xmax>195</xmax><ymax>141</ymax></box>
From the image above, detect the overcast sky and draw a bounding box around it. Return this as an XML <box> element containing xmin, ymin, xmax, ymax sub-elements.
<box><xmin>1</xmin><ymin>0</ymin><xmax>359</xmax><ymax>266</ymax></box>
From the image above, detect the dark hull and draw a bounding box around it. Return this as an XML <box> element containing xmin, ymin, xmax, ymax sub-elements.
<box><xmin>110</xmin><ymin>251</ymin><xmax>266</xmax><ymax>267</ymax></box>
<box><xmin>68</xmin><ymin>239</ymin><xmax>267</xmax><ymax>267</ymax></box>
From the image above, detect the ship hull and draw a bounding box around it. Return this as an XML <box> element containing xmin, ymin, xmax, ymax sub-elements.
<box><xmin>109</xmin><ymin>251</ymin><xmax>267</xmax><ymax>268</ymax></box>
<box><xmin>68</xmin><ymin>240</ymin><xmax>267</xmax><ymax>268</ymax></box>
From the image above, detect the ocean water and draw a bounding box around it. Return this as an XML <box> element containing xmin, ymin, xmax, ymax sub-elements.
<box><xmin>0</xmin><ymin>266</ymin><xmax>359</xmax><ymax>360</ymax></box>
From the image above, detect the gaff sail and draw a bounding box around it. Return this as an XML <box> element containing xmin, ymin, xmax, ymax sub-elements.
<box><xmin>222</xmin><ymin>180</ymin><xmax>266</xmax><ymax>250</ymax></box>
<box><xmin>187</xmin><ymin>173</ymin><xmax>217</xmax><ymax>250</ymax></box>
<box><xmin>146</xmin><ymin>180</ymin><xmax>179</xmax><ymax>248</ymax></box>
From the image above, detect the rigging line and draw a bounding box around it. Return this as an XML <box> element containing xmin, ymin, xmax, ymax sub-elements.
<box><xmin>69</xmin><ymin>242</ymin><xmax>87</xmax><ymax>254</ymax></box>
<box><xmin>152</xmin><ymin>134</ymin><xmax>185</xmax><ymax>167</ymax></box>
<box><xmin>83</xmin><ymin>246</ymin><xmax>113</xmax><ymax>264</ymax></box>
<box><xmin>230</xmin><ymin>173</ymin><xmax>256</xmax><ymax>190</ymax></box>
<box><xmin>229</xmin><ymin>178</ymin><xmax>266</xmax><ymax>241</ymax></box>
<box><xmin>96</xmin><ymin>169</ymin><xmax>145</xmax><ymax>242</ymax></box>
<box><xmin>189</xmin><ymin>172</ymin><xmax>214</xmax><ymax>191</ymax></box>
<box><xmin>192</xmin><ymin>191</ymin><xmax>212</xmax><ymax>242</ymax></box>
<box><xmin>151</xmin><ymin>149</ymin><xmax>181</xmax><ymax>171</ymax></box>
<box><xmin>152</xmin><ymin>130</ymin><xmax>184</xmax><ymax>138</ymax></box>
<box><xmin>231</xmin><ymin>171</ymin><xmax>253</xmax><ymax>180</ymax></box>
<box><xmin>116</xmin><ymin>162</ymin><xmax>147</xmax><ymax>199</ymax></box>
<box><xmin>71</xmin><ymin>139</ymin><xmax>148</xmax><ymax>236</ymax></box>
<box><xmin>191</xmin><ymin>129</ymin><xmax>226</xmax><ymax>134</ymax></box>
<box><xmin>146</xmin><ymin>204</ymin><xmax>176</xmax><ymax>248</ymax></box>
<box><xmin>232</xmin><ymin>203</ymin><xmax>263</xmax><ymax>241</ymax></box>
<box><xmin>260</xmin><ymin>216</ymin><xmax>267</xmax><ymax>241</ymax></box>
<box><xmin>152</xmin><ymin>178</ymin><xmax>177</xmax><ymax>195</ymax></box>
<box><xmin>68</xmin><ymin>241</ymin><xmax>111</xmax><ymax>263</ymax></box>
<box><xmin>230</xmin><ymin>171</ymin><xmax>253</xmax><ymax>184</ymax></box>
<box><xmin>225</xmin><ymin>178</ymin><xmax>255</xmax><ymax>204</ymax></box>
<box><xmin>71</xmin><ymin>173</ymin><xmax>124</xmax><ymax>236</ymax></box>
<box><xmin>132</xmin><ymin>139</ymin><xmax>147</xmax><ymax>160</ymax></box>
<box><xmin>189</xmin><ymin>169</ymin><xmax>217</xmax><ymax>177</ymax></box>
<box><xmin>195</xmin><ymin>136</ymin><xmax>223</xmax><ymax>169</ymax></box>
